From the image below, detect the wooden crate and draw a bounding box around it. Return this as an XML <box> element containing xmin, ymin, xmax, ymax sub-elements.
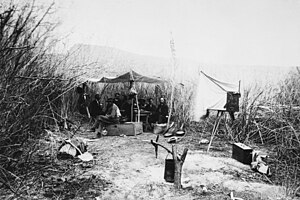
<box><xmin>232</xmin><ymin>143</ymin><xmax>253</xmax><ymax>165</ymax></box>
<box><xmin>106</xmin><ymin>122</ymin><xmax>143</xmax><ymax>136</ymax></box>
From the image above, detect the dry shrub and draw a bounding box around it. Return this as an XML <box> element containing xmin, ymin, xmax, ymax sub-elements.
<box><xmin>0</xmin><ymin>2</ymin><xmax>75</xmax><ymax>194</ymax></box>
<box><xmin>192</xmin><ymin>68</ymin><xmax>299</xmax><ymax>195</ymax></box>
<box><xmin>222</xmin><ymin>68</ymin><xmax>300</xmax><ymax>195</ymax></box>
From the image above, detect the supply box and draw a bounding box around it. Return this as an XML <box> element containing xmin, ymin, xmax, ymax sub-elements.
<box><xmin>106</xmin><ymin>122</ymin><xmax>143</xmax><ymax>136</ymax></box>
<box><xmin>232</xmin><ymin>143</ymin><xmax>253</xmax><ymax>165</ymax></box>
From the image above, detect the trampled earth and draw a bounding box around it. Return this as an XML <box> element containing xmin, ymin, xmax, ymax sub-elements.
<box><xmin>73</xmin><ymin>128</ymin><xmax>288</xmax><ymax>200</ymax></box>
<box><xmin>0</xmin><ymin>125</ymin><xmax>292</xmax><ymax>200</ymax></box>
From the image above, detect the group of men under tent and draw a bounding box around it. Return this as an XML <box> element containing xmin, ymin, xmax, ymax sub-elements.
<box><xmin>86</xmin><ymin>94</ymin><xmax>169</xmax><ymax>133</ymax></box>
<box><xmin>76</xmin><ymin>70</ymin><xmax>169</xmax><ymax>135</ymax></box>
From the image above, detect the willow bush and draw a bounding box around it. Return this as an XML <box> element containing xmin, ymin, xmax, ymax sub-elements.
<box><xmin>217</xmin><ymin>68</ymin><xmax>300</xmax><ymax>196</ymax></box>
<box><xmin>0</xmin><ymin>2</ymin><xmax>74</xmax><ymax>193</ymax></box>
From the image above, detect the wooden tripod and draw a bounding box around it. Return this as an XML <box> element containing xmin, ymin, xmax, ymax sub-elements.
<box><xmin>207</xmin><ymin>110</ymin><xmax>225</xmax><ymax>152</ymax></box>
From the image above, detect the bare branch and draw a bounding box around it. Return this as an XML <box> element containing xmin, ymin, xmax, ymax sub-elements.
<box><xmin>14</xmin><ymin>75</ymin><xmax>69</xmax><ymax>81</ymax></box>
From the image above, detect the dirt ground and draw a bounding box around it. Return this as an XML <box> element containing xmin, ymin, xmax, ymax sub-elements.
<box><xmin>1</xmin><ymin>124</ymin><xmax>296</xmax><ymax>200</ymax></box>
<box><xmin>73</xmin><ymin>126</ymin><xmax>291</xmax><ymax>200</ymax></box>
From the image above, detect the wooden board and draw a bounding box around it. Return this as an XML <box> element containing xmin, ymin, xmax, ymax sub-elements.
<box><xmin>106</xmin><ymin>122</ymin><xmax>143</xmax><ymax>136</ymax></box>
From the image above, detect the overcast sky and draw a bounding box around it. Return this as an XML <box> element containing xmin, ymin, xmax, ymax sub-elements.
<box><xmin>47</xmin><ymin>0</ymin><xmax>300</xmax><ymax>66</ymax></box>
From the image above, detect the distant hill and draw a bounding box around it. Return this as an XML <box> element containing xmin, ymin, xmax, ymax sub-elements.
<box><xmin>63</xmin><ymin>43</ymin><xmax>295</xmax><ymax>88</ymax></box>
<box><xmin>66</xmin><ymin>44</ymin><xmax>173</xmax><ymax>79</ymax></box>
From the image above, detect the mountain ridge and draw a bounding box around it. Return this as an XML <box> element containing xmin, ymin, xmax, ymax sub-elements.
<box><xmin>64</xmin><ymin>43</ymin><xmax>294</xmax><ymax>87</ymax></box>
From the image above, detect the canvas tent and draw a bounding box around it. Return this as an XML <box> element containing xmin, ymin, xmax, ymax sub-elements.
<box><xmin>98</xmin><ymin>70</ymin><xmax>165</xmax><ymax>84</ymax></box>
<box><xmin>192</xmin><ymin>71</ymin><xmax>240</xmax><ymax>121</ymax></box>
<box><xmin>83</xmin><ymin>70</ymin><xmax>166</xmax><ymax>122</ymax></box>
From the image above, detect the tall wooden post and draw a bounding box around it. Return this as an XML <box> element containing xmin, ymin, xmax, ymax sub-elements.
<box><xmin>168</xmin><ymin>33</ymin><xmax>177</xmax><ymax>127</ymax></box>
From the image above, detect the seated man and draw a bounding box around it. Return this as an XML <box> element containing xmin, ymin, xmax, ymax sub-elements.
<box><xmin>138</xmin><ymin>98</ymin><xmax>147</xmax><ymax>110</ymax></box>
<box><xmin>145</xmin><ymin>98</ymin><xmax>157</xmax><ymax>127</ymax></box>
<box><xmin>88</xmin><ymin>94</ymin><xmax>104</xmax><ymax>120</ymax></box>
<box><xmin>113</xmin><ymin>92</ymin><xmax>122</xmax><ymax>109</ymax></box>
<box><xmin>76</xmin><ymin>86</ymin><xmax>89</xmax><ymax>115</ymax></box>
<box><xmin>89</xmin><ymin>98</ymin><xmax>121</xmax><ymax>136</ymax></box>
<box><xmin>156</xmin><ymin>97</ymin><xmax>169</xmax><ymax>124</ymax></box>
<box><xmin>120</xmin><ymin>95</ymin><xmax>132</xmax><ymax>121</ymax></box>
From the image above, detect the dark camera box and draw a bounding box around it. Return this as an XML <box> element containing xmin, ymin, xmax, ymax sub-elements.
<box><xmin>232</xmin><ymin>143</ymin><xmax>253</xmax><ymax>165</ymax></box>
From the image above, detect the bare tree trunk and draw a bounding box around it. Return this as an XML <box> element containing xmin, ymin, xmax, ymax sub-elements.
<box><xmin>151</xmin><ymin>137</ymin><xmax>188</xmax><ymax>190</ymax></box>
<box><xmin>172</xmin><ymin>145</ymin><xmax>188</xmax><ymax>189</ymax></box>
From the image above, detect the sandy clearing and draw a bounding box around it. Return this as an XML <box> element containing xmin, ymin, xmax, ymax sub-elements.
<box><xmin>80</xmin><ymin>131</ymin><xmax>289</xmax><ymax>200</ymax></box>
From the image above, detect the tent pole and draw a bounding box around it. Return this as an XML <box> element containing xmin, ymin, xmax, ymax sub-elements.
<box><xmin>135</xmin><ymin>95</ymin><xmax>140</xmax><ymax>122</ymax></box>
<box><xmin>167</xmin><ymin>82</ymin><xmax>174</xmax><ymax>127</ymax></box>
<box><xmin>131</xmin><ymin>99</ymin><xmax>133</xmax><ymax>122</ymax></box>
<box><xmin>168</xmin><ymin>33</ymin><xmax>177</xmax><ymax>128</ymax></box>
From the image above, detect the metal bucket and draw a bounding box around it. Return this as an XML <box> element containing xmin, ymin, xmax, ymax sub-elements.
<box><xmin>164</xmin><ymin>158</ymin><xmax>175</xmax><ymax>183</ymax></box>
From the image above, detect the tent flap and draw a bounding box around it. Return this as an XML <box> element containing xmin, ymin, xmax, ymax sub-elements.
<box><xmin>192</xmin><ymin>71</ymin><xmax>240</xmax><ymax>121</ymax></box>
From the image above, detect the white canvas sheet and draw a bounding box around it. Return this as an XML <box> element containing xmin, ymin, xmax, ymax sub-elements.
<box><xmin>192</xmin><ymin>71</ymin><xmax>239</xmax><ymax>121</ymax></box>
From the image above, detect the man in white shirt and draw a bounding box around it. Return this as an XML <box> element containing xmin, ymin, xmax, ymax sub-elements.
<box><xmin>89</xmin><ymin>98</ymin><xmax>121</xmax><ymax>134</ymax></box>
